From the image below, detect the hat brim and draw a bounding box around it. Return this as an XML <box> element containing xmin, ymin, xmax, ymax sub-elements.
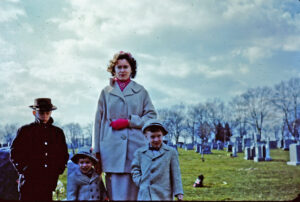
<box><xmin>29</xmin><ymin>105</ymin><xmax>57</xmax><ymax>111</ymax></box>
<box><xmin>71</xmin><ymin>154</ymin><xmax>98</xmax><ymax>165</ymax></box>
<box><xmin>143</xmin><ymin>125</ymin><xmax>168</xmax><ymax>136</ymax></box>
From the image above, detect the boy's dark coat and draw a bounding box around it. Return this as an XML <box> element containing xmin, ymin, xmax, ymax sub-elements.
<box><xmin>10</xmin><ymin>118</ymin><xmax>69</xmax><ymax>197</ymax></box>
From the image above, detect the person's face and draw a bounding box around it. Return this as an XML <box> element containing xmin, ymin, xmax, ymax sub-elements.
<box><xmin>114</xmin><ymin>59</ymin><xmax>132</xmax><ymax>81</ymax></box>
<box><xmin>145</xmin><ymin>130</ymin><xmax>163</xmax><ymax>149</ymax></box>
<box><xmin>33</xmin><ymin>110</ymin><xmax>52</xmax><ymax>123</ymax></box>
<box><xmin>78</xmin><ymin>157</ymin><xmax>93</xmax><ymax>174</ymax></box>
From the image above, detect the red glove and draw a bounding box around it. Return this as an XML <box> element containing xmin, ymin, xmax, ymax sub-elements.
<box><xmin>110</xmin><ymin>119</ymin><xmax>129</xmax><ymax>130</ymax></box>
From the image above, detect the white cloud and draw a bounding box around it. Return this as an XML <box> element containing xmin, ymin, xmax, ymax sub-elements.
<box><xmin>243</xmin><ymin>46</ymin><xmax>272</xmax><ymax>63</ymax></box>
<box><xmin>282</xmin><ymin>36</ymin><xmax>300</xmax><ymax>51</ymax></box>
<box><xmin>1</xmin><ymin>0</ymin><xmax>300</xmax><ymax>125</ymax></box>
<box><xmin>0</xmin><ymin>1</ymin><xmax>25</xmax><ymax>22</ymax></box>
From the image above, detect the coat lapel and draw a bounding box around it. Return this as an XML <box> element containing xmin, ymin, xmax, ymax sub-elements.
<box><xmin>108</xmin><ymin>79</ymin><xmax>125</xmax><ymax>101</ymax></box>
<box><xmin>152</xmin><ymin>143</ymin><xmax>170</xmax><ymax>160</ymax></box>
<box><xmin>141</xmin><ymin>146</ymin><xmax>153</xmax><ymax>159</ymax></box>
<box><xmin>90</xmin><ymin>170</ymin><xmax>99</xmax><ymax>183</ymax></box>
<box><xmin>75</xmin><ymin>169</ymin><xmax>90</xmax><ymax>184</ymax></box>
<box><xmin>123</xmin><ymin>81</ymin><xmax>142</xmax><ymax>97</ymax></box>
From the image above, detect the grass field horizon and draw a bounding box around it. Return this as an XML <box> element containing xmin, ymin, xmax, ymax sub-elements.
<box><xmin>55</xmin><ymin>148</ymin><xmax>300</xmax><ymax>201</ymax></box>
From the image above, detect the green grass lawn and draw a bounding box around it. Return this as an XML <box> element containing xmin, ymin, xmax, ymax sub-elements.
<box><xmin>54</xmin><ymin>148</ymin><xmax>300</xmax><ymax>201</ymax></box>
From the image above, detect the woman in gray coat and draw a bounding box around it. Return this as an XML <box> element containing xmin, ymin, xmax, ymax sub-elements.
<box><xmin>92</xmin><ymin>51</ymin><xmax>157</xmax><ymax>200</ymax></box>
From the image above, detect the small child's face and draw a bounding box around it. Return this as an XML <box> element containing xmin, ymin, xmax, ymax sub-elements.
<box><xmin>145</xmin><ymin>130</ymin><xmax>163</xmax><ymax>149</ymax></box>
<box><xmin>78</xmin><ymin>157</ymin><xmax>93</xmax><ymax>174</ymax></box>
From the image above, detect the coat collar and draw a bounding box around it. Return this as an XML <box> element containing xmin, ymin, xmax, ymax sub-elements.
<box><xmin>74</xmin><ymin>168</ymin><xmax>98</xmax><ymax>183</ymax></box>
<box><xmin>35</xmin><ymin>117</ymin><xmax>54</xmax><ymax>125</ymax></box>
<box><xmin>141</xmin><ymin>143</ymin><xmax>170</xmax><ymax>160</ymax></box>
<box><xmin>108</xmin><ymin>78</ymin><xmax>142</xmax><ymax>100</ymax></box>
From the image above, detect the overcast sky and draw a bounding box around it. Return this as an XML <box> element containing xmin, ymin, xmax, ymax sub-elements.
<box><xmin>0</xmin><ymin>0</ymin><xmax>300</xmax><ymax>126</ymax></box>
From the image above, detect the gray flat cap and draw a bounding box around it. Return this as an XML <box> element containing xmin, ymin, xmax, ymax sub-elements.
<box><xmin>142</xmin><ymin>119</ymin><xmax>168</xmax><ymax>135</ymax></box>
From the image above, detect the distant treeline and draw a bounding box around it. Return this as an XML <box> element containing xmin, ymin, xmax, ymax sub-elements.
<box><xmin>1</xmin><ymin>77</ymin><xmax>299</xmax><ymax>148</ymax></box>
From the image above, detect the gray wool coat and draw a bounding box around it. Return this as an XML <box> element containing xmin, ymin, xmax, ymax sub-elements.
<box><xmin>131</xmin><ymin>143</ymin><xmax>184</xmax><ymax>201</ymax></box>
<box><xmin>67</xmin><ymin>168</ymin><xmax>106</xmax><ymax>201</ymax></box>
<box><xmin>92</xmin><ymin>79</ymin><xmax>157</xmax><ymax>173</ymax></box>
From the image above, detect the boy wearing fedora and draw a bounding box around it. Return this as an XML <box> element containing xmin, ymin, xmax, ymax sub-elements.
<box><xmin>10</xmin><ymin>98</ymin><xmax>69</xmax><ymax>201</ymax></box>
<box><xmin>131</xmin><ymin>119</ymin><xmax>184</xmax><ymax>201</ymax></box>
<box><xmin>67</xmin><ymin>147</ymin><xmax>107</xmax><ymax>201</ymax></box>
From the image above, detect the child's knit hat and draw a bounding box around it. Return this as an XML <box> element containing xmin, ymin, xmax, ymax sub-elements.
<box><xmin>71</xmin><ymin>147</ymin><xmax>98</xmax><ymax>165</ymax></box>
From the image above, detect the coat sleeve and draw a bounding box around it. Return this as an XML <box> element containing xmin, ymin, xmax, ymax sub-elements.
<box><xmin>57</xmin><ymin>129</ymin><xmax>69</xmax><ymax>175</ymax></box>
<box><xmin>67</xmin><ymin>173</ymin><xmax>79</xmax><ymax>201</ymax></box>
<box><xmin>170</xmin><ymin>149</ymin><xmax>184</xmax><ymax>196</ymax></box>
<box><xmin>10</xmin><ymin>127</ymin><xmax>29</xmax><ymax>174</ymax></box>
<box><xmin>131</xmin><ymin>150</ymin><xmax>142</xmax><ymax>187</ymax></box>
<box><xmin>129</xmin><ymin>89</ymin><xmax>157</xmax><ymax>129</ymax></box>
<box><xmin>92</xmin><ymin>90</ymin><xmax>105</xmax><ymax>153</ymax></box>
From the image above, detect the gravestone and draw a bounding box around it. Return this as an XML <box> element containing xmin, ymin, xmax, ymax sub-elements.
<box><xmin>202</xmin><ymin>145</ymin><xmax>212</xmax><ymax>154</ymax></box>
<box><xmin>0</xmin><ymin>147</ymin><xmax>19</xmax><ymax>200</ymax></box>
<box><xmin>283</xmin><ymin>139</ymin><xmax>295</xmax><ymax>151</ymax></box>
<box><xmin>237</xmin><ymin>142</ymin><xmax>243</xmax><ymax>153</ymax></box>
<box><xmin>254</xmin><ymin>145</ymin><xmax>264</xmax><ymax>162</ymax></box>
<box><xmin>227</xmin><ymin>144</ymin><xmax>232</xmax><ymax>152</ymax></box>
<box><xmin>184</xmin><ymin>143</ymin><xmax>194</xmax><ymax>151</ymax></box>
<box><xmin>195</xmin><ymin>144</ymin><xmax>200</xmax><ymax>153</ymax></box>
<box><xmin>265</xmin><ymin>143</ymin><xmax>272</xmax><ymax>161</ymax></box>
<box><xmin>217</xmin><ymin>141</ymin><xmax>224</xmax><ymax>150</ymax></box>
<box><xmin>243</xmin><ymin>138</ymin><xmax>252</xmax><ymax>150</ymax></box>
<box><xmin>250</xmin><ymin>145</ymin><xmax>256</xmax><ymax>160</ymax></box>
<box><xmin>177</xmin><ymin>142</ymin><xmax>184</xmax><ymax>148</ymax></box>
<box><xmin>277</xmin><ymin>139</ymin><xmax>283</xmax><ymax>148</ymax></box>
<box><xmin>287</xmin><ymin>144</ymin><xmax>300</xmax><ymax>166</ymax></box>
<box><xmin>244</xmin><ymin>147</ymin><xmax>251</xmax><ymax>160</ymax></box>
<box><xmin>269</xmin><ymin>141</ymin><xmax>277</xmax><ymax>149</ymax></box>
<box><xmin>168</xmin><ymin>144</ymin><xmax>178</xmax><ymax>152</ymax></box>
<box><xmin>212</xmin><ymin>142</ymin><xmax>218</xmax><ymax>149</ymax></box>
<box><xmin>231</xmin><ymin>143</ymin><xmax>237</xmax><ymax>157</ymax></box>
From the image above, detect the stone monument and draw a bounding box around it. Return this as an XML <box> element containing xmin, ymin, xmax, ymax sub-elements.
<box><xmin>287</xmin><ymin>143</ymin><xmax>300</xmax><ymax>166</ymax></box>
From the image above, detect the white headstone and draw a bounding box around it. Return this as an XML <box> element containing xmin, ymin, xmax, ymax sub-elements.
<box><xmin>287</xmin><ymin>144</ymin><xmax>300</xmax><ymax>166</ymax></box>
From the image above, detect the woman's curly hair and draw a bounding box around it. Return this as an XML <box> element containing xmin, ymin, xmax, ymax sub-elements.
<box><xmin>107</xmin><ymin>51</ymin><xmax>137</xmax><ymax>78</ymax></box>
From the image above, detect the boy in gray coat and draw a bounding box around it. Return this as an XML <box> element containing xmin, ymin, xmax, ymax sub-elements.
<box><xmin>67</xmin><ymin>147</ymin><xmax>107</xmax><ymax>201</ymax></box>
<box><xmin>131</xmin><ymin>119</ymin><xmax>184</xmax><ymax>201</ymax></box>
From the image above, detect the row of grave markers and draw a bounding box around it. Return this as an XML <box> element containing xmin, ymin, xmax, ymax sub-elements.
<box><xmin>170</xmin><ymin>137</ymin><xmax>300</xmax><ymax>166</ymax></box>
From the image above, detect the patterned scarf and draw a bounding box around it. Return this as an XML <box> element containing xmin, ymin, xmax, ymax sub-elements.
<box><xmin>116</xmin><ymin>78</ymin><xmax>131</xmax><ymax>91</ymax></box>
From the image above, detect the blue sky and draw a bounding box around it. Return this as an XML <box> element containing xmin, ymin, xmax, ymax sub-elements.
<box><xmin>0</xmin><ymin>0</ymin><xmax>300</xmax><ymax>125</ymax></box>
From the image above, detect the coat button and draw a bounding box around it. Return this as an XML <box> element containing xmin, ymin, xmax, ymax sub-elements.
<box><xmin>44</xmin><ymin>142</ymin><xmax>48</xmax><ymax>145</ymax></box>
<box><xmin>45</xmin><ymin>153</ymin><xmax>48</xmax><ymax>156</ymax></box>
<box><xmin>44</xmin><ymin>164</ymin><xmax>48</xmax><ymax>168</ymax></box>
<box><xmin>151</xmin><ymin>169</ymin><xmax>155</xmax><ymax>173</ymax></box>
<box><xmin>121</xmin><ymin>135</ymin><xmax>127</xmax><ymax>140</ymax></box>
<box><xmin>150</xmin><ymin>181</ymin><xmax>153</xmax><ymax>185</ymax></box>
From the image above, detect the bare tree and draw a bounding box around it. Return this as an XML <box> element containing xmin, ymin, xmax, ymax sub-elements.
<box><xmin>63</xmin><ymin>123</ymin><xmax>82</xmax><ymax>154</ymax></box>
<box><xmin>83</xmin><ymin>122</ymin><xmax>93</xmax><ymax>147</ymax></box>
<box><xmin>229</xmin><ymin>96</ymin><xmax>249</xmax><ymax>138</ymax></box>
<box><xmin>1</xmin><ymin>123</ymin><xmax>19</xmax><ymax>145</ymax></box>
<box><xmin>241</xmin><ymin>86</ymin><xmax>274</xmax><ymax>138</ymax></box>
<box><xmin>204</xmin><ymin>98</ymin><xmax>226</xmax><ymax>140</ymax></box>
<box><xmin>158</xmin><ymin>104</ymin><xmax>185</xmax><ymax>144</ymax></box>
<box><xmin>272</xmin><ymin>77</ymin><xmax>300</xmax><ymax>140</ymax></box>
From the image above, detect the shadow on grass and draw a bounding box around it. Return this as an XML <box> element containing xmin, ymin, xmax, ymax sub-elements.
<box><xmin>271</xmin><ymin>159</ymin><xmax>287</xmax><ymax>163</ymax></box>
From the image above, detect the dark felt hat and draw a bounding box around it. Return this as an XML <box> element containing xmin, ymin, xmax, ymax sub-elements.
<box><xmin>142</xmin><ymin>119</ymin><xmax>168</xmax><ymax>136</ymax></box>
<box><xmin>71</xmin><ymin>147</ymin><xmax>98</xmax><ymax>165</ymax></box>
<box><xmin>29</xmin><ymin>98</ymin><xmax>57</xmax><ymax>111</ymax></box>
